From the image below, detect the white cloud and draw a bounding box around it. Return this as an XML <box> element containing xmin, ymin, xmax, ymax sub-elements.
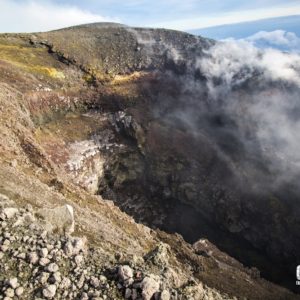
<box><xmin>197</xmin><ymin>40</ymin><xmax>300</xmax><ymax>174</ymax></box>
<box><xmin>198</xmin><ymin>39</ymin><xmax>300</xmax><ymax>89</ymax></box>
<box><xmin>0</xmin><ymin>0</ymin><xmax>119</xmax><ymax>33</ymax></box>
<box><xmin>244</xmin><ymin>30</ymin><xmax>300</xmax><ymax>52</ymax></box>
<box><xmin>152</xmin><ymin>5</ymin><xmax>300</xmax><ymax>30</ymax></box>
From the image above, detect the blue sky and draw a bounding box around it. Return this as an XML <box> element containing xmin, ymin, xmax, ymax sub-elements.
<box><xmin>0</xmin><ymin>0</ymin><xmax>300</xmax><ymax>33</ymax></box>
<box><xmin>44</xmin><ymin>0</ymin><xmax>300</xmax><ymax>28</ymax></box>
<box><xmin>191</xmin><ymin>15</ymin><xmax>300</xmax><ymax>38</ymax></box>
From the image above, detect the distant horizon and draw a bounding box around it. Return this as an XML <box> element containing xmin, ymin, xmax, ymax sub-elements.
<box><xmin>189</xmin><ymin>15</ymin><xmax>300</xmax><ymax>39</ymax></box>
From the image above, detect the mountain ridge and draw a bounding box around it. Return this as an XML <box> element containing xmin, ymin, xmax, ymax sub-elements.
<box><xmin>0</xmin><ymin>23</ymin><xmax>299</xmax><ymax>299</ymax></box>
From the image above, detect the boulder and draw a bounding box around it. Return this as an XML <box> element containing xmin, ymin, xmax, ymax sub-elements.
<box><xmin>36</xmin><ymin>205</ymin><xmax>75</xmax><ymax>234</ymax></box>
<box><xmin>0</xmin><ymin>193</ymin><xmax>15</xmax><ymax>208</ymax></box>
<box><xmin>43</xmin><ymin>284</ymin><xmax>57</xmax><ymax>299</ymax></box>
<box><xmin>160</xmin><ymin>290</ymin><xmax>170</xmax><ymax>300</ymax></box>
<box><xmin>6</xmin><ymin>277</ymin><xmax>18</xmax><ymax>289</ymax></box>
<box><xmin>64</xmin><ymin>237</ymin><xmax>87</xmax><ymax>257</ymax></box>
<box><xmin>145</xmin><ymin>242</ymin><xmax>170</xmax><ymax>266</ymax></box>
<box><xmin>141</xmin><ymin>275</ymin><xmax>160</xmax><ymax>300</ymax></box>
<box><xmin>118</xmin><ymin>265</ymin><xmax>133</xmax><ymax>282</ymax></box>
<box><xmin>3</xmin><ymin>208</ymin><xmax>19</xmax><ymax>219</ymax></box>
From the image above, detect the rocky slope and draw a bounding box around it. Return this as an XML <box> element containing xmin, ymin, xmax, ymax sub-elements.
<box><xmin>0</xmin><ymin>196</ymin><xmax>231</xmax><ymax>300</ymax></box>
<box><xmin>0</xmin><ymin>23</ymin><xmax>299</xmax><ymax>299</ymax></box>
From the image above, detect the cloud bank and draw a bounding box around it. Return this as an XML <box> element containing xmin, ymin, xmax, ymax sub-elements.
<box><xmin>244</xmin><ymin>30</ymin><xmax>300</xmax><ymax>52</ymax></box>
<box><xmin>197</xmin><ymin>40</ymin><xmax>300</xmax><ymax>182</ymax></box>
<box><xmin>199</xmin><ymin>39</ymin><xmax>300</xmax><ymax>88</ymax></box>
<box><xmin>0</xmin><ymin>0</ymin><xmax>118</xmax><ymax>33</ymax></box>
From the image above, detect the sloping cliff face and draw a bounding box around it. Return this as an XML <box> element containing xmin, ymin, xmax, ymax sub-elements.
<box><xmin>0</xmin><ymin>24</ymin><xmax>299</xmax><ymax>299</ymax></box>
